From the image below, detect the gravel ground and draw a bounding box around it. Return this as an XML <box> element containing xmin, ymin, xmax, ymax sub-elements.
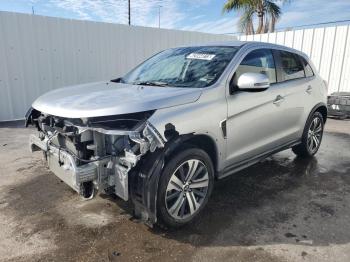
<box><xmin>0</xmin><ymin>118</ymin><xmax>349</xmax><ymax>262</ymax></box>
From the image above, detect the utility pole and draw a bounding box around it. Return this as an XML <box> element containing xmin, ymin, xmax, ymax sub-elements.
<box><xmin>128</xmin><ymin>0</ymin><xmax>131</xmax><ymax>25</ymax></box>
<box><xmin>158</xmin><ymin>5</ymin><xmax>162</xmax><ymax>28</ymax></box>
<box><xmin>32</xmin><ymin>5</ymin><xmax>35</xmax><ymax>15</ymax></box>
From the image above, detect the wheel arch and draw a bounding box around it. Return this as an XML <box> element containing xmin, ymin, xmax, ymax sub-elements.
<box><xmin>310</xmin><ymin>102</ymin><xmax>328</xmax><ymax>123</ymax></box>
<box><xmin>164</xmin><ymin>133</ymin><xmax>219</xmax><ymax>175</ymax></box>
<box><xmin>129</xmin><ymin>132</ymin><xmax>219</xmax><ymax>226</ymax></box>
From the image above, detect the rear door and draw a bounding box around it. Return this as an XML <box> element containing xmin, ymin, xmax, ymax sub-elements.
<box><xmin>274</xmin><ymin>50</ymin><xmax>311</xmax><ymax>142</ymax></box>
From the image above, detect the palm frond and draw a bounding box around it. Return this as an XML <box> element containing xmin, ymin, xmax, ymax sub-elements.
<box><xmin>238</xmin><ymin>7</ymin><xmax>255</xmax><ymax>34</ymax></box>
<box><xmin>264</xmin><ymin>1</ymin><xmax>281</xmax><ymax>19</ymax></box>
<box><xmin>222</xmin><ymin>0</ymin><xmax>254</xmax><ymax>13</ymax></box>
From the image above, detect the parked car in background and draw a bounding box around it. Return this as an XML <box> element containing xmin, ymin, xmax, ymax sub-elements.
<box><xmin>26</xmin><ymin>41</ymin><xmax>327</xmax><ymax>228</ymax></box>
<box><xmin>327</xmin><ymin>92</ymin><xmax>350</xmax><ymax>119</ymax></box>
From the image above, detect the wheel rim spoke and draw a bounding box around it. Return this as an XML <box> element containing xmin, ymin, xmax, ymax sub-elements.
<box><xmin>190</xmin><ymin>177</ymin><xmax>209</xmax><ymax>189</ymax></box>
<box><xmin>191</xmin><ymin>165</ymin><xmax>205</xmax><ymax>181</ymax></box>
<box><xmin>179</xmin><ymin>198</ymin><xmax>186</xmax><ymax>217</ymax></box>
<box><xmin>308</xmin><ymin>135</ymin><xmax>314</xmax><ymax>151</ymax></box>
<box><xmin>192</xmin><ymin>188</ymin><xmax>206</xmax><ymax>198</ymax></box>
<box><xmin>166</xmin><ymin>191</ymin><xmax>181</xmax><ymax>202</ymax></box>
<box><xmin>307</xmin><ymin>138</ymin><xmax>311</xmax><ymax>149</ymax></box>
<box><xmin>167</xmin><ymin>175</ymin><xmax>183</xmax><ymax>192</ymax></box>
<box><xmin>178</xmin><ymin>165</ymin><xmax>186</xmax><ymax>182</ymax></box>
<box><xmin>312</xmin><ymin>135</ymin><xmax>319</xmax><ymax>148</ymax></box>
<box><xmin>168</xmin><ymin>194</ymin><xmax>185</xmax><ymax>216</ymax></box>
<box><xmin>186</xmin><ymin>191</ymin><xmax>200</xmax><ymax>215</ymax></box>
<box><xmin>315</xmin><ymin>125</ymin><xmax>322</xmax><ymax>134</ymax></box>
<box><xmin>185</xmin><ymin>160</ymin><xmax>199</xmax><ymax>182</ymax></box>
<box><xmin>316</xmin><ymin>117</ymin><xmax>320</xmax><ymax>127</ymax></box>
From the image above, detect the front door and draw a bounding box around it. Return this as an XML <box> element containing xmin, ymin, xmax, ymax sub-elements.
<box><xmin>225</xmin><ymin>48</ymin><xmax>288</xmax><ymax>168</ymax></box>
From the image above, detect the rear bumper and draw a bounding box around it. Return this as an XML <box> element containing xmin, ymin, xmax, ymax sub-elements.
<box><xmin>29</xmin><ymin>134</ymin><xmax>97</xmax><ymax>193</ymax></box>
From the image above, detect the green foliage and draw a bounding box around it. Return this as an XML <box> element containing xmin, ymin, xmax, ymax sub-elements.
<box><xmin>222</xmin><ymin>0</ymin><xmax>288</xmax><ymax>35</ymax></box>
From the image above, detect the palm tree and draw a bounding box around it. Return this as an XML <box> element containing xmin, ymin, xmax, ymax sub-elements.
<box><xmin>222</xmin><ymin>0</ymin><xmax>283</xmax><ymax>35</ymax></box>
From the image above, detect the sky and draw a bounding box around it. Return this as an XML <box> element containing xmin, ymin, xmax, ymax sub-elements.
<box><xmin>0</xmin><ymin>0</ymin><xmax>350</xmax><ymax>35</ymax></box>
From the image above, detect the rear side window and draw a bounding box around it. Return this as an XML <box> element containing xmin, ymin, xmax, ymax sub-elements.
<box><xmin>279</xmin><ymin>51</ymin><xmax>305</xmax><ymax>81</ymax></box>
<box><xmin>301</xmin><ymin>57</ymin><xmax>314</xmax><ymax>77</ymax></box>
<box><xmin>235</xmin><ymin>49</ymin><xmax>277</xmax><ymax>84</ymax></box>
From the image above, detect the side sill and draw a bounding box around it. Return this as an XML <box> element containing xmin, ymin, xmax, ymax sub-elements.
<box><xmin>218</xmin><ymin>140</ymin><xmax>301</xmax><ymax>179</ymax></box>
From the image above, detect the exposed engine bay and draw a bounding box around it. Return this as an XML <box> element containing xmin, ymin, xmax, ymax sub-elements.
<box><xmin>26</xmin><ymin>108</ymin><xmax>168</xmax><ymax>225</ymax></box>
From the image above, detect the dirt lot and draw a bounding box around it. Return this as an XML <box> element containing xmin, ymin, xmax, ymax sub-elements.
<box><xmin>0</xmin><ymin>119</ymin><xmax>349</xmax><ymax>262</ymax></box>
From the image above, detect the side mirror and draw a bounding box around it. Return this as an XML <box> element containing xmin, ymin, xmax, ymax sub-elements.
<box><xmin>237</xmin><ymin>72</ymin><xmax>270</xmax><ymax>91</ymax></box>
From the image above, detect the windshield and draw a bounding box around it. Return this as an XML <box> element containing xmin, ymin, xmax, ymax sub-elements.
<box><xmin>120</xmin><ymin>46</ymin><xmax>240</xmax><ymax>88</ymax></box>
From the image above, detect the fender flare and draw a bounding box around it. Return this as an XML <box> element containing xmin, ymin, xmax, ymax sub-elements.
<box><xmin>308</xmin><ymin>102</ymin><xmax>328</xmax><ymax>123</ymax></box>
<box><xmin>299</xmin><ymin>102</ymin><xmax>328</xmax><ymax>141</ymax></box>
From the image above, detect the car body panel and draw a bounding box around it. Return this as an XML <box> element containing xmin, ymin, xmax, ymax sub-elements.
<box><xmin>225</xmin><ymin>83</ymin><xmax>291</xmax><ymax>166</ymax></box>
<box><xmin>148</xmin><ymin>85</ymin><xmax>227</xmax><ymax>171</ymax></box>
<box><xmin>219</xmin><ymin>43</ymin><xmax>326</xmax><ymax>170</ymax></box>
<box><xmin>32</xmin><ymin>81</ymin><xmax>202</xmax><ymax>118</ymax></box>
<box><xmin>278</xmin><ymin>77</ymin><xmax>312</xmax><ymax>139</ymax></box>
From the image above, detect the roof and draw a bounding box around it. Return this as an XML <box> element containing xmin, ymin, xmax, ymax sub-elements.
<box><xmin>183</xmin><ymin>40</ymin><xmax>309</xmax><ymax>59</ymax></box>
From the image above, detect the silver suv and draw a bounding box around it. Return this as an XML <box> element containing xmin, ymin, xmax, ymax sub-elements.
<box><xmin>26</xmin><ymin>41</ymin><xmax>328</xmax><ymax>228</ymax></box>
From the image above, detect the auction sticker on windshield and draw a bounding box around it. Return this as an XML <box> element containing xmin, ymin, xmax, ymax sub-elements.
<box><xmin>186</xmin><ymin>53</ymin><xmax>216</xmax><ymax>60</ymax></box>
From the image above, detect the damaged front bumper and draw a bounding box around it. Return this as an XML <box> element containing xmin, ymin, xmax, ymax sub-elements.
<box><xmin>30</xmin><ymin>134</ymin><xmax>98</xmax><ymax>193</ymax></box>
<box><xmin>27</xmin><ymin>108</ymin><xmax>167</xmax><ymax>225</ymax></box>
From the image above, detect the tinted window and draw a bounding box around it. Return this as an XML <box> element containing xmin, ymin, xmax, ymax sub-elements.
<box><xmin>279</xmin><ymin>51</ymin><xmax>305</xmax><ymax>81</ymax></box>
<box><xmin>235</xmin><ymin>49</ymin><xmax>276</xmax><ymax>84</ymax></box>
<box><xmin>301</xmin><ymin>57</ymin><xmax>314</xmax><ymax>77</ymax></box>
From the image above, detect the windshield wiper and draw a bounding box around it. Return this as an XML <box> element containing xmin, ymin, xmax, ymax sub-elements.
<box><xmin>133</xmin><ymin>81</ymin><xmax>169</xmax><ymax>87</ymax></box>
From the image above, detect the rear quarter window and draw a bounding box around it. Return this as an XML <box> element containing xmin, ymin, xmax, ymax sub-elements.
<box><xmin>300</xmin><ymin>56</ymin><xmax>315</xmax><ymax>77</ymax></box>
<box><xmin>279</xmin><ymin>51</ymin><xmax>305</xmax><ymax>81</ymax></box>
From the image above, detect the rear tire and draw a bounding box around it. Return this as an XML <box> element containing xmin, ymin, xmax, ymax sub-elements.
<box><xmin>157</xmin><ymin>147</ymin><xmax>214</xmax><ymax>228</ymax></box>
<box><xmin>292</xmin><ymin>111</ymin><xmax>324</xmax><ymax>157</ymax></box>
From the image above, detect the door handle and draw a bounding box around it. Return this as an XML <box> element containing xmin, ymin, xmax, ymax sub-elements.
<box><xmin>306</xmin><ymin>85</ymin><xmax>313</xmax><ymax>94</ymax></box>
<box><xmin>273</xmin><ymin>95</ymin><xmax>285</xmax><ymax>105</ymax></box>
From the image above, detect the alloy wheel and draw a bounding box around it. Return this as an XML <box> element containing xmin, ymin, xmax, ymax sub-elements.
<box><xmin>307</xmin><ymin>116</ymin><xmax>323</xmax><ymax>153</ymax></box>
<box><xmin>165</xmin><ymin>159</ymin><xmax>209</xmax><ymax>220</ymax></box>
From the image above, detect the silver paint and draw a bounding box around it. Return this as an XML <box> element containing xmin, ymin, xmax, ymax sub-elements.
<box><xmin>29</xmin><ymin>41</ymin><xmax>327</xmax><ymax>204</ymax></box>
<box><xmin>32</xmin><ymin>81</ymin><xmax>202</xmax><ymax>118</ymax></box>
<box><xmin>237</xmin><ymin>72</ymin><xmax>270</xmax><ymax>90</ymax></box>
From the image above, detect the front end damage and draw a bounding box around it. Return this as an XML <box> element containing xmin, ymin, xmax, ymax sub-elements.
<box><xmin>26</xmin><ymin>108</ymin><xmax>167</xmax><ymax>225</ymax></box>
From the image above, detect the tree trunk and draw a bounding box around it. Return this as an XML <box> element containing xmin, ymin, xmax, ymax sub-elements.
<box><xmin>256</xmin><ymin>0</ymin><xmax>264</xmax><ymax>34</ymax></box>
<box><xmin>264</xmin><ymin>17</ymin><xmax>269</xmax><ymax>33</ymax></box>
<box><xmin>250</xmin><ymin>21</ymin><xmax>255</xmax><ymax>35</ymax></box>
<box><xmin>244</xmin><ymin>18</ymin><xmax>254</xmax><ymax>35</ymax></box>
<box><xmin>270</xmin><ymin>16</ymin><xmax>276</xmax><ymax>32</ymax></box>
<box><xmin>256</xmin><ymin>14</ymin><xmax>264</xmax><ymax>34</ymax></box>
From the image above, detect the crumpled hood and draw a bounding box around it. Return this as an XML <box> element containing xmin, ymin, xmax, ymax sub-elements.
<box><xmin>32</xmin><ymin>81</ymin><xmax>202</xmax><ymax>118</ymax></box>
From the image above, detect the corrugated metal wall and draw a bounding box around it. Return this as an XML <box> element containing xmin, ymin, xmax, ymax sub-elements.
<box><xmin>239</xmin><ymin>25</ymin><xmax>350</xmax><ymax>95</ymax></box>
<box><xmin>0</xmin><ymin>12</ymin><xmax>236</xmax><ymax>121</ymax></box>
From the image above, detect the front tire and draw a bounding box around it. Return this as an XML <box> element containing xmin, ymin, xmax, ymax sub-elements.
<box><xmin>157</xmin><ymin>147</ymin><xmax>214</xmax><ymax>228</ymax></box>
<box><xmin>292</xmin><ymin>111</ymin><xmax>324</xmax><ymax>157</ymax></box>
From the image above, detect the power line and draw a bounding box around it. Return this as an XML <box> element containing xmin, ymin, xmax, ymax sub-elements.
<box><xmin>158</xmin><ymin>5</ymin><xmax>162</xmax><ymax>28</ymax></box>
<box><xmin>128</xmin><ymin>0</ymin><xmax>131</xmax><ymax>25</ymax></box>
<box><xmin>278</xmin><ymin>18</ymin><xmax>350</xmax><ymax>30</ymax></box>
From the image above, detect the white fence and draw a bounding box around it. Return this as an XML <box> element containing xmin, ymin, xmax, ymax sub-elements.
<box><xmin>239</xmin><ymin>25</ymin><xmax>350</xmax><ymax>95</ymax></box>
<box><xmin>0</xmin><ymin>12</ymin><xmax>236</xmax><ymax>121</ymax></box>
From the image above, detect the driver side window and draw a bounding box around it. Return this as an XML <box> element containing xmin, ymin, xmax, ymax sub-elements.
<box><xmin>233</xmin><ymin>49</ymin><xmax>277</xmax><ymax>87</ymax></box>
